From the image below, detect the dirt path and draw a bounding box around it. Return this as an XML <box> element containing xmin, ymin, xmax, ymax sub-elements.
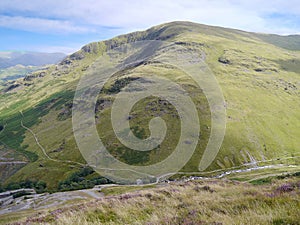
<box><xmin>19</xmin><ymin>111</ymin><xmax>86</xmax><ymax>167</ymax></box>
<box><xmin>20</xmin><ymin>120</ymin><xmax>54</xmax><ymax>161</ymax></box>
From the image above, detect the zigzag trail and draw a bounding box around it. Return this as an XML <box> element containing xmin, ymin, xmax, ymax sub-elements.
<box><xmin>19</xmin><ymin>111</ymin><xmax>86</xmax><ymax>168</ymax></box>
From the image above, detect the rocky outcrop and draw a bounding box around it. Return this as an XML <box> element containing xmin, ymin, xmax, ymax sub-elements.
<box><xmin>0</xmin><ymin>189</ymin><xmax>36</xmax><ymax>207</ymax></box>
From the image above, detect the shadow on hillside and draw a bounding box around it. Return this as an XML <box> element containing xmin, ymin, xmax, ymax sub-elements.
<box><xmin>275</xmin><ymin>59</ymin><xmax>300</xmax><ymax>74</ymax></box>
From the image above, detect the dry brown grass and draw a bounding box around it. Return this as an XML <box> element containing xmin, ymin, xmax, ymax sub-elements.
<box><xmin>6</xmin><ymin>177</ymin><xmax>300</xmax><ymax>225</ymax></box>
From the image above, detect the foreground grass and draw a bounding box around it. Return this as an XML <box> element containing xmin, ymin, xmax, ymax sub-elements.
<box><xmin>4</xmin><ymin>177</ymin><xmax>299</xmax><ymax>225</ymax></box>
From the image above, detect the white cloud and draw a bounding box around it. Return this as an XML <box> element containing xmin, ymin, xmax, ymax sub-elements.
<box><xmin>0</xmin><ymin>0</ymin><xmax>299</xmax><ymax>34</ymax></box>
<box><xmin>0</xmin><ymin>15</ymin><xmax>93</xmax><ymax>34</ymax></box>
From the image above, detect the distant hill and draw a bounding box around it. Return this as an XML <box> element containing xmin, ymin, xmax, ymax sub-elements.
<box><xmin>0</xmin><ymin>65</ymin><xmax>47</xmax><ymax>83</ymax></box>
<box><xmin>254</xmin><ymin>34</ymin><xmax>300</xmax><ymax>51</ymax></box>
<box><xmin>0</xmin><ymin>51</ymin><xmax>66</xmax><ymax>69</ymax></box>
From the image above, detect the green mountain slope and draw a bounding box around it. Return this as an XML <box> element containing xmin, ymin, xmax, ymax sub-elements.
<box><xmin>0</xmin><ymin>21</ymin><xmax>299</xmax><ymax>190</ymax></box>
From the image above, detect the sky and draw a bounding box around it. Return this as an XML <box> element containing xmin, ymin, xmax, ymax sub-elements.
<box><xmin>0</xmin><ymin>0</ymin><xmax>299</xmax><ymax>54</ymax></box>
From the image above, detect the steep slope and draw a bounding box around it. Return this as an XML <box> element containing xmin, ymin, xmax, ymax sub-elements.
<box><xmin>0</xmin><ymin>21</ymin><xmax>299</xmax><ymax>190</ymax></box>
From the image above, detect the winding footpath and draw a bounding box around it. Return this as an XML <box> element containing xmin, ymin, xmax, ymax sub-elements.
<box><xmin>19</xmin><ymin>111</ymin><xmax>86</xmax><ymax>167</ymax></box>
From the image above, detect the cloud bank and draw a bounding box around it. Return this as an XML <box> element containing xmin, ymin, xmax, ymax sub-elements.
<box><xmin>0</xmin><ymin>0</ymin><xmax>299</xmax><ymax>52</ymax></box>
<box><xmin>0</xmin><ymin>0</ymin><xmax>299</xmax><ymax>34</ymax></box>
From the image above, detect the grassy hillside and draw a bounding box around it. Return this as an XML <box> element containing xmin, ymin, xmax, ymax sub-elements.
<box><xmin>0</xmin><ymin>21</ymin><xmax>299</xmax><ymax>190</ymax></box>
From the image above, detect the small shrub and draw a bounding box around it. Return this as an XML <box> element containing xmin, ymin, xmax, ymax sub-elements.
<box><xmin>276</xmin><ymin>183</ymin><xmax>294</xmax><ymax>193</ymax></box>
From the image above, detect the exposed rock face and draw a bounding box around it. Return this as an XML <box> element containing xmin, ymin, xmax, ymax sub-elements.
<box><xmin>0</xmin><ymin>189</ymin><xmax>36</xmax><ymax>198</ymax></box>
<box><xmin>218</xmin><ymin>56</ymin><xmax>231</xmax><ymax>64</ymax></box>
<box><xmin>69</xmin><ymin>52</ymin><xmax>85</xmax><ymax>61</ymax></box>
<box><xmin>0</xmin><ymin>189</ymin><xmax>36</xmax><ymax>207</ymax></box>
<box><xmin>3</xmin><ymin>83</ymin><xmax>20</xmax><ymax>92</ymax></box>
<box><xmin>23</xmin><ymin>71</ymin><xmax>46</xmax><ymax>81</ymax></box>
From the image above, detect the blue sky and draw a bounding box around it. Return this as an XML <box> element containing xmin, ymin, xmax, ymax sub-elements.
<box><xmin>0</xmin><ymin>0</ymin><xmax>299</xmax><ymax>54</ymax></box>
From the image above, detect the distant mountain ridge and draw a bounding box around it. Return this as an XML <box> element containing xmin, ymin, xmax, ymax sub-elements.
<box><xmin>0</xmin><ymin>51</ymin><xmax>66</xmax><ymax>69</ymax></box>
